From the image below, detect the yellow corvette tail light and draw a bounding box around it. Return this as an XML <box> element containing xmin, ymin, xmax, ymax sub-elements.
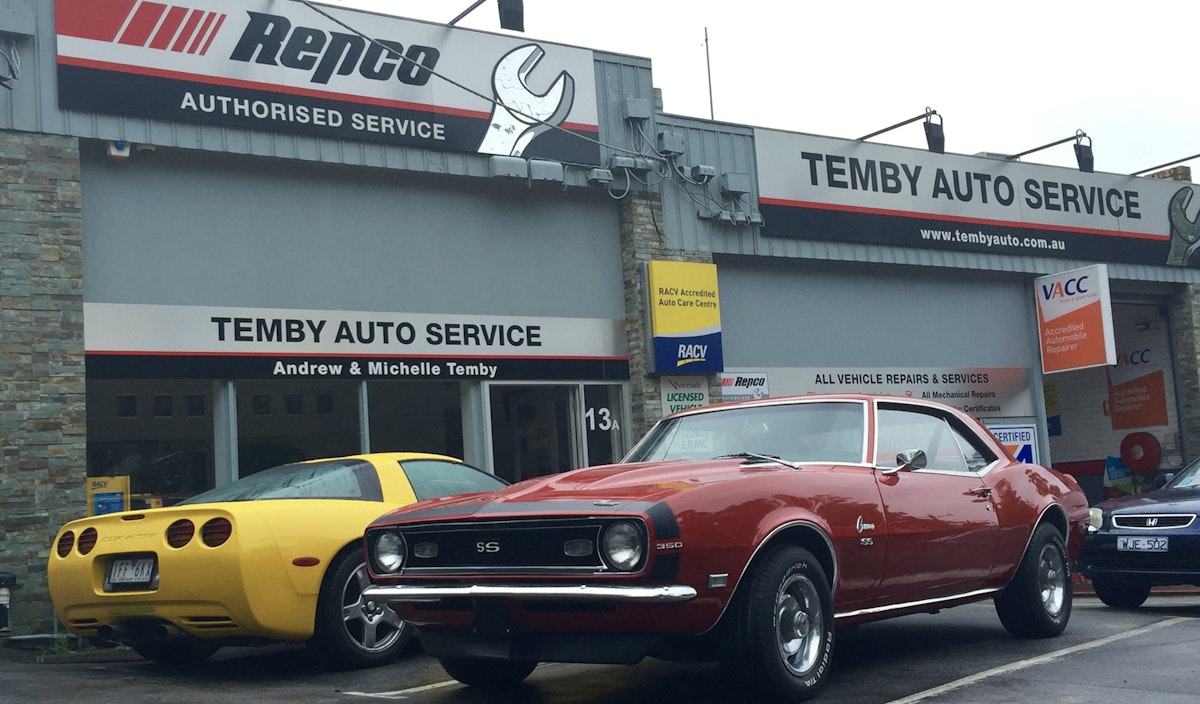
<box><xmin>201</xmin><ymin>518</ymin><xmax>232</xmax><ymax>547</ymax></box>
<box><xmin>56</xmin><ymin>531</ymin><xmax>75</xmax><ymax>557</ymax></box>
<box><xmin>77</xmin><ymin>527</ymin><xmax>98</xmax><ymax>555</ymax></box>
<box><xmin>166</xmin><ymin>519</ymin><xmax>195</xmax><ymax>548</ymax></box>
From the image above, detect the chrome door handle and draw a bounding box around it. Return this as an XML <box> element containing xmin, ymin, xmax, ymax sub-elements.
<box><xmin>969</xmin><ymin>487</ymin><xmax>993</xmax><ymax>498</ymax></box>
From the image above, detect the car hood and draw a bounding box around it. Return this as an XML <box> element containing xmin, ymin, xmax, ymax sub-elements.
<box><xmin>1096</xmin><ymin>485</ymin><xmax>1200</xmax><ymax>513</ymax></box>
<box><xmin>372</xmin><ymin>458</ymin><xmax>821</xmax><ymax>523</ymax></box>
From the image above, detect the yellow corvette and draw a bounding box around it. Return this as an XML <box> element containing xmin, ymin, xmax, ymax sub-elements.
<box><xmin>48</xmin><ymin>452</ymin><xmax>506</xmax><ymax>667</ymax></box>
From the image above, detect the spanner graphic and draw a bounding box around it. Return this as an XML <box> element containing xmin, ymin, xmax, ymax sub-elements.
<box><xmin>477</xmin><ymin>44</ymin><xmax>575</xmax><ymax>157</ymax></box>
<box><xmin>1167</xmin><ymin>186</ymin><xmax>1200</xmax><ymax>266</ymax></box>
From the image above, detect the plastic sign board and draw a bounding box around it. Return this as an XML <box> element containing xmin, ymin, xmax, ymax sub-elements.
<box><xmin>647</xmin><ymin>261</ymin><xmax>724</xmax><ymax>374</ymax></box>
<box><xmin>987</xmin><ymin>424</ymin><xmax>1039</xmax><ymax>464</ymax></box>
<box><xmin>755</xmin><ymin>128</ymin><xmax>1196</xmax><ymax>268</ymax></box>
<box><xmin>660</xmin><ymin>376</ymin><xmax>710</xmax><ymax>414</ymax></box>
<box><xmin>87</xmin><ymin>476</ymin><xmax>130</xmax><ymax>516</ymax></box>
<box><xmin>1035</xmin><ymin>264</ymin><xmax>1116</xmax><ymax>374</ymax></box>
<box><xmin>53</xmin><ymin>0</ymin><xmax>601</xmax><ymax>164</ymax></box>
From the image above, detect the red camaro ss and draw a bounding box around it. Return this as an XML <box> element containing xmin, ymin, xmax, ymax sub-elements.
<box><xmin>363</xmin><ymin>394</ymin><xmax>1088</xmax><ymax>702</ymax></box>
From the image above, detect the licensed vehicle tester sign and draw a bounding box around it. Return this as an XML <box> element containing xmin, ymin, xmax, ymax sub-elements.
<box><xmin>755</xmin><ymin>128</ymin><xmax>1200</xmax><ymax>267</ymax></box>
<box><xmin>84</xmin><ymin>303</ymin><xmax>628</xmax><ymax>380</ymax></box>
<box><xmin>55</xmin><ymin>0</ymin><xmax>601</xmax><ymax>163</ymax></box>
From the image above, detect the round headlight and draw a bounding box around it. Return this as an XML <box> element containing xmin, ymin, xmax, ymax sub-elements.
<box><xmin>602</xmin><ymin>521</ymin><xmax>643</xmax><ymax>572</ymax></box>
<box><xmin>373</xmin><ymin>531</ymin><xmax>406</xmax><ymax>573</ymax></box>
<box><xmin>1086</xmin><ymin>508</ymin><xmax>1105</xmax><ymax>534</ymax></box>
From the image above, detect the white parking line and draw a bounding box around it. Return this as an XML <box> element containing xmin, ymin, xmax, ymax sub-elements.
<box><xmin>343</xmin><ymin>680</ymin><xmax>460</xmax><ymax>700</ymax></box>
<box><xmin>884</xmin><ymin>617</ymin><xmax>1189</xmax><ymax>704</ymax></box>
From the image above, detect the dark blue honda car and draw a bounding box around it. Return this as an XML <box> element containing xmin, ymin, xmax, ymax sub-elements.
<box><xmin>1077</xmin><ymin>458</ymin><xmax>1200</xmax><ymax>608</ymax></box>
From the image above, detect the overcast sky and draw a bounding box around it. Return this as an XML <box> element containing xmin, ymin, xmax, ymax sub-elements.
<box><xmin>324</xmin><ymin>0</ymin><xmax>1199</xmax><ymax>178</ymax></box>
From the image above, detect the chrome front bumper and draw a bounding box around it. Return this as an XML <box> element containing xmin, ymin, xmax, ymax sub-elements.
<box><xmin>362</xmin><ymin>583</ymin><xmax>697</xmax><ymax>603</ymax></box>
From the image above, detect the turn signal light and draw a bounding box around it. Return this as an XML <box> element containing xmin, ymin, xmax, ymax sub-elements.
<box><xmin>166</xmin><ymin>519</ymin><xmax>195</xmax><ymax>548</ymax></box>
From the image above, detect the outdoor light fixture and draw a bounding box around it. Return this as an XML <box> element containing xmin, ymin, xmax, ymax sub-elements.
<box><xmin>1131</xmin><ymin>153</ymin><xmax>1200</xmax><ymax>176</ymax></box>
<box><xmin>859</xmin><ymin>107</ymin><xmax>944</xmax><ymax>153</ymax></box>
<box><xmin>449</xmin><ymin>0</ymin><xmax>524</xmax><ymax>31</ymax></box>
<box><xmin>1007</xmin><ymin>129</ymin><xmax>1093</xmax><ymax>173</ymax></box>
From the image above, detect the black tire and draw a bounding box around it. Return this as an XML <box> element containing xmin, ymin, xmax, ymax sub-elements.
<box><xmin>1091</xmin><ymin>575</ymin><xmax>1152</xmax><ymax>609</ymax></box>
<box><xmin>439</xmin><ymin>657</ymin><xmax>538</xmax><ymax>688</ymax></box>
<box><xmin>720</xmin><ymin>544</ymin><xmax>835</xmax><ymax>703</ymax></box>
<box><xmin>129</xmin><ymin>637</ymin><xmax>220</xmax><ymax>666</ymax></box>
<box><xmin>308</xmin><ymin>547</ymin><xmax>412</xmax><ymax>669</ymax></box>
<box><xmin>995</xmin><ymin>523</ymin><xmax>1072</xmax><ymax>638</ymax></box>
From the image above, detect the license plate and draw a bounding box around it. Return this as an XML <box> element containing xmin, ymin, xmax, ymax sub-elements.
<box><xmin>1117</xmin><ymin>536</ymin><xmax>1169</xmax><ymax>552</ymax></box>
<box><xmin>108</xmin><ymin>557</ymin><xmax>156</xmax><ymax>586</ymax></box>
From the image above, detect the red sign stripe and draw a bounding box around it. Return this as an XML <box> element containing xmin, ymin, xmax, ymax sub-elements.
<box><xmin>55</xmin><ymin>0</ymin><xmax>138</xmax><ymax>42</ymax></box>
<box><xmin>149</xmin><ymin>6</ymin><xmax>188</xmax><ymax>50</ymax></box>
<box><xmin>198</xmin><ymin>13</ymin><xmax>225</xmax><ymax>56</ymax></box>
<box><xmin>171</xmin><ymin>9</ymin><xmax>204</xmax><ymax>52</ymax></box>
<box><xmin>118</xmin><ymin>2</ymin><xmax>168</xmax><ymax>47</ymax></box>
<box><xmin>186</xmin><ymin>11</ymin><xmax>217</xmax><ymax>53</ymax></box>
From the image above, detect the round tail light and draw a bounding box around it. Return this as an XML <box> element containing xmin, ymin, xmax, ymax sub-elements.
<box><xmin>56</xmin><ymin>531</ymin><xmax>75</xmax><ymax>557</ymax></box>
<box><xmin>77</xmin><ymin>527</ymin><xmax>98</xmax><ymax>555</ymax></box>
<box><xmin>201</xmin><ymin>518</ymin><xmax>232</xmax><ymax>547</ymax></box>
<box><xmin>166</xmin><ymin>519</ymin><xmax>195</xmax><ymax>548</ymax></box>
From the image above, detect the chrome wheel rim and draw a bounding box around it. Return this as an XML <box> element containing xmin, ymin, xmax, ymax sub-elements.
<box><xmin>1037</xmin><ymin>543</ymin><xmax>1066</xmax><ymax>617</ymax></box>
<box><xmin>774</xmin><ymin>573</ymin><xmax>824</xmax><ymax>675</ymax></box>
<box><xmin>341</xmin><ymin>561</ymin><xmax>406</xmax><ymax>653</ymax></box>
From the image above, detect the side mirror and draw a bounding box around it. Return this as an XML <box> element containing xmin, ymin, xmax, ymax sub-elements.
<box><xmin>880</xmin><ymin>449</ymin><xmax>927</xmax><ymax>475</ymax></box>
<box><xmin>1153</xmin><ymin>472</ymin><xmax>1176</xmax><ymax>490</ymax></box>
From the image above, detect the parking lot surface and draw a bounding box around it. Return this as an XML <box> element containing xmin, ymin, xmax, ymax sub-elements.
<box><xmin>3</xmin><ymin>595</ymin><xmax>1198</xmax><ymax>704</ymax></box>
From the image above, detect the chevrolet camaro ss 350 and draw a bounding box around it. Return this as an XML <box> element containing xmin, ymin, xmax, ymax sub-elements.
<box><xmin>48</xmin><ymin>452</ymin><xmax>506</xmax><ymax>667</ymax></box>
<box><xmin>363</xmin><ymin>395</ymin><xmax>1089</xmax><ymax>701</ymax></box>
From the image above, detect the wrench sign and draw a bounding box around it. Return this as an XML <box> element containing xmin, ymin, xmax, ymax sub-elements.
<box><xmin>478</xmin><ymin>44</ymin><xmax>576</xmax><ymax>158</ymax></box>
<box><xmin>1167</xmin><ymin>186</ymin><xmax>1200</xmax><ymax>266</ymax></box>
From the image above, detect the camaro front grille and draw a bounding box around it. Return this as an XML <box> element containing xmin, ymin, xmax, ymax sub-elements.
<box><xmin>398</xmin><ymin>519</ymin><xmax>624</xmax><ymax>573</ymax></box>
<box><xmin>1112</xmin><ymin>513</ymin><xmax>1195</xmax><ymax>529</ymax></box>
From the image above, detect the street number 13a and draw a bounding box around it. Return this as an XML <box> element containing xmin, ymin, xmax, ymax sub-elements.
<box><xmin>584</xmin><ymin>407</ymin><xmax>618</xmax><ymax>431</ymax></box>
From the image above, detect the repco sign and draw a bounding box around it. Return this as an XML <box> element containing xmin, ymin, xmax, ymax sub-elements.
<box><xmin>230</xmin><ymin>12</ymin><xmax>440</xmax><ymax>86</ymax></box>
<box><xmin>54</xmin><ymin>0</ymin><xmax>604</xmax><ymax>164</ymax></box>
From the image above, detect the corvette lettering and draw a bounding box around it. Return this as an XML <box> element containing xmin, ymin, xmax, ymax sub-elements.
<box><xmin>230</xmin><ymin>12</ymin><xmax>440</xmax><ymax>86</ymax></box>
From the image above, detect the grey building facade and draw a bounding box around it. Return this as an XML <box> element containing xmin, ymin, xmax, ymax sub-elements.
<box><xmin>3</xmin><ymin>0</ymin><xmax>1200</xmax><ymax>638</ymax></box>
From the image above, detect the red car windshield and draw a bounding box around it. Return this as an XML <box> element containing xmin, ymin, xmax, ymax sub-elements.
<box><xmin>624</xmin><ymin>401</ymin><xmax>867</xmax><ymax>464</ymax></box>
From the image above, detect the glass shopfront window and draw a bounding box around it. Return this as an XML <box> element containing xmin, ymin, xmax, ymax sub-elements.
<box><xmin>367</xmin><ymin>380</ymin><xmax>463</xmax><ymax>457</ymax></box>
<box><xmin>234</xmin><ymin>379</ymin><xmax>361</xmax><ymax>476</ymax></box>
<box><xmin>86</xmin><ymin>379</ymin><xmax>215</xmax><ymax>507</ymax></box>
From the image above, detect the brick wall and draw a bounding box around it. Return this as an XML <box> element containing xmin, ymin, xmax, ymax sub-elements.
<box><xmin>0</xmin><ymin>131</ymin><xmax>86</xmax><ymax>636</ymax></box>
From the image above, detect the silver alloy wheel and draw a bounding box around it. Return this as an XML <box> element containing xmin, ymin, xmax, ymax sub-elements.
<box><xmin>1037</xmin><ymin>542</ymin><xmax>1066</xmax><ymax>617</ymax></box>
<box><xmin>341</xmin><ymin>561</ymin><xmax>406</xmax><ymax>652</ymax></box>
<box><xmin>774</xmin><ymin>573</ymin><xmax>824</xmax><ymax>675</ymax></box>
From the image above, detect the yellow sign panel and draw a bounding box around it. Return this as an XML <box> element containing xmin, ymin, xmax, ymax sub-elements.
<box><xmin>646</xmin><ymin>261</ymin><xmax>724</xmax><ymax>373</ymax></box>
<box><xmin>87</xmin><ymin>476</ymin><xmax>130</xmax><ymax>516</ymax></box>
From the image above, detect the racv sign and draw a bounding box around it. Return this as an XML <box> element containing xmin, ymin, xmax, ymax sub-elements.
<box><xmin>54</xmin><ymin>0</ymin><xmax>601</xmax><ymax>164</ymax></box>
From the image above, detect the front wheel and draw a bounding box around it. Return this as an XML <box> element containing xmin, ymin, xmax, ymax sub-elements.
<box><xmin>995</xmin><ymin>523</ymin><xmax>1072</xmax><ymax>638</ymax></box>
<box><xmin>1091</xmin><ymin>575</ymin><xmax>1152</xmax><ymax>609</ymax></box>
<box><xmin>309</xmin><ymin>547</ymin><xmax>412</xmax><ymax>669</ymax></box>
<box><xmin>439</xmin><ymin>657</ymin><xmax>538</xmax><ymax>688</ymax></box>
<box><xmin>720</xmin><ymin>544</ymin><xmax>835</xmax><ymax>702</ymax></box>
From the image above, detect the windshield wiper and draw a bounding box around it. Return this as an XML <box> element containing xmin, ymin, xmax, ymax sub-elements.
<box><xmin>713</xmin><ymin>452</ymin><xmax>801</xmax><ymax>469</ymax></box>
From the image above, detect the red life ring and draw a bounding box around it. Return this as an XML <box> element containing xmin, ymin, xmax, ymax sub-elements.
<box><xmin>1119</xmin><ymin>432</ymin><xmax>1162</xmax><ymax>474</ymax></box>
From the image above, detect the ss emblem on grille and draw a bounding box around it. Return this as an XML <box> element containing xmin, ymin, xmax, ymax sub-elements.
<box><xmin>476</xmin><ymin>541</ymin><xmax>501</xmax><ymax>553</ymax></box>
